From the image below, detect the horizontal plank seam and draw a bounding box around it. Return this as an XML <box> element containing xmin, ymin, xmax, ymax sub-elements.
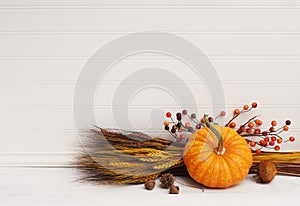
<box><xmin>1</xmin><ymin>5</ymin><xmax>300</xmax><ymax>9</ymax></box>
<box><xmin>2</xmin><ymin>31</ymin><xmax>300</xmax><ymax>35</ymax></box>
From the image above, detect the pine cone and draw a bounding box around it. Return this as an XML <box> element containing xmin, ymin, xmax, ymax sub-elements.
<box><xmin>160</xmin><ymin>173</ymin><xmax>175</xmax><ymax>188</ymax></box>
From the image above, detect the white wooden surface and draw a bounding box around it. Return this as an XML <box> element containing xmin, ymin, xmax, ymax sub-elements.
<box><xmin>1</xmin><ymin>1</ymin><xmax>300</xmax><ymax>205</ymax></box>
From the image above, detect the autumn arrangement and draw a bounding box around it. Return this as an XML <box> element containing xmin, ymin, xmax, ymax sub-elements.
<box><xmin>76</xmin><ymin>102</ymin><xmax>299</xmax><ymax>193</ymax></box>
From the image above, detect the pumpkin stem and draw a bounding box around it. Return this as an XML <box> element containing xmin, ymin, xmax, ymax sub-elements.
<box><xmin>204</xmin><ymin>115</ymin><xmax>225</xmax><ymax>155</ymax></box>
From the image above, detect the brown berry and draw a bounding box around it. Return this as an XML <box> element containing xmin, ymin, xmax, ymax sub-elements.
<box><xmin>169</xmin><ymin>184</ymin><xmax>180</xmax><ymax>194</ymax></box>
<box><xmin>144</xmin><ymin>179</ymin><xmax>156</xmax><ymax>190</ymax></box>
<box><xmin>257</xmin><ymin>160</ymin><xmax>277</xmax><ymax>183</ymax></box>
<box><xmin>191</xmin><ymin>113</ymin><xmax>197</xmax><ymax>119</ymax></box>
<box><xmin>285</xmin><ymin>120</ymin><xmax>291</xmax><ymax>125</ymax></box>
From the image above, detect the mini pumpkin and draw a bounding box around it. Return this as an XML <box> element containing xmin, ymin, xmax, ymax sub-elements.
<box><xmin>183</xmin><ymin>115</ymin><xmax>253</xmax><ymax>188</ymax></box>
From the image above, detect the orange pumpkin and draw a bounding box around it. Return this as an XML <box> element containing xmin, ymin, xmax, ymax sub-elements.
<box><xmin>183</xmin><ymin>115</ymin><xmax>253</xmax><ymax>188</ymax></box>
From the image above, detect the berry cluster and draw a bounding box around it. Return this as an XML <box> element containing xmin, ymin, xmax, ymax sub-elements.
<box><xmin>163</xmin><ymin>102</ymin><xmax>296</xmax><ymax>152</ymax></box>
<box><xmin>241</xmin><ymin>118</ymin><xmax>294</xmax><ymax>154</ymax></box>
<box><xmin>164</xmin><ymin>109</ymin><xmax>218</xmax><ymax>141</ymax></box>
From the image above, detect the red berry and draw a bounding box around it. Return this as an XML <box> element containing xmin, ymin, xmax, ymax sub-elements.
<box><xmin>254</xmin><ymin>129</ymin><xmax>261</xmax><ymax>134</ymax></box>
<box><xmin>220</xmin><ymin>111</ymin><xmax>226</xmax><ymax>116</ymax></box>
<box><xmin>243</xmin><ymin>105</ymin><xmax>249</xmax><ymax>110</ymax></box>
<box><xmin>234</xmin><ymin>109</ymin><xmax>240</xmax><ymax>115</ymax></box>
<box><xmin>264</xmin><ymin>137</ymin><xmax>270</xmax><ymax>142</ymax></box>
<box><xmin>256</xmin><ymin>148</ymin><xmax>261</xmax><ymax>154</ymax></box>
<box><xmin>262</xmin><ymin>131</ymin><xmax>268</xmax><ymax>136</ymax></box>
<box><xmin>271</xmin><ymin>136</ymin><xmax>276</xmax><ymax>142</ymax></box>
<box><xmin>271</xmin><ymin>120</ymin><xmax>277</xmax><ymax>127</ymax></box>
<box><xmin>259</xmin><ymin>140</ymin><xmax>266</xmax><ymax>146</ymax></box>
<box><xmin>238</xmin><ymin>125</ymin><xmax>246</xmax><ymax>132</ymax></box>
<box><xmin>283</xmin><ymin>126</ymin><xmax>289</xmax><ymax>131</ymax></box>
<box><xmin>252</xmin><ymin>102</ymin><xmax>258</xmax><ymax>108</ymax></box>
<box><xmin>229</xmin><ymin>122</ymin><xmax>236</xmax><ymax>128</ymax></box>
<box><xmin>269</xmin><ymin>127</ymin><xmax>275</xmax><ymax>132</ymax></box>
<box><xmin>201</xmin><ymin>118</ymin><xmax>205</xmax><ymax>123</ymax></box>
<box><xmin>250</xmin><ymin>141</ymin><xmax>256</xmax><ymax>147</ymax></box>
<box><xmin>277</xmin><ymin>138</ymin><xmax>283</xmax><ymax>144</ymax></box>
<box><xmin>274</xmin><ymin>146</ymin><xmax>280</xmax><ymax>151</ymax></box>
<box><xmin>248</xmin><ymin>122</ymin><xmax>254</xmax><ymax>128</ymax></box>
<box><xmin>289</xmin><ymin>136</ymin><xmax>295</xmax><ymax>142</ymax></box>
<box><xmin>191</xmin><ymin>113</ymin><xmax>196</xmax><ymax>119</ymax></box>
<box><xmin>269</xmin><ymin>141</ymin><xmax>275</xmax><ymax>146</ymax></box>
<box><xmin>166</xmin><ymin>112</ymin><xmax>172</xmax><ymax>118</ymax></box>
<box><xmin>246</xmin><ymin>128</ymin><xmax>252</xmax><ymax>134</ymax></box>
<box><xmin>255</xmin><ymin>119</ymin><xmax>262</xmax><ymax>126</ymax></box>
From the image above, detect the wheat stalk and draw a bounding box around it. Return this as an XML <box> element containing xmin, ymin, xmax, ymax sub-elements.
<box><xmin>76</xmin><ymin>128</ymin><xmax>300</xmax><ymax>184</ymax></box>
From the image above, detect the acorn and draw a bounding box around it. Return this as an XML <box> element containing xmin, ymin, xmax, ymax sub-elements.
<box><xmin>169</xmin><ymin>184</ymin><xmax>179</xmax><ymax>194</ymax></box>
<box><xmin>257</xmin><ymin>160</ymin><xmax>277</xmax><ymax>183</ymax></box>
<box><xmin>144</xmin><ymin>179</ymin><xmax>155</xmax><ymax>190</ymax></box>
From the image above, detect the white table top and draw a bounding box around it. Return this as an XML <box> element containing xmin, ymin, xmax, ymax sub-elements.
<box><xmin>1</xmin><ymin>167</ymin><xmax>300</xmax><ymax>206</ymax></box>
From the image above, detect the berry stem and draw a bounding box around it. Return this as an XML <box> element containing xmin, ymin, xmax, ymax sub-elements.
<box><xmin>242</xmin><ymin>115</ymin><xmax>259</xmax><ymax>127</ymax></box>
<box><xmin>225</xmin><ymin>107</ymin><xmax>254</xmax><ymax>127</ymax></box>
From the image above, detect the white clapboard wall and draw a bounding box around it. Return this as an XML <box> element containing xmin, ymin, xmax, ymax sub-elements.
<box><xmin>0</xmin><ymin>0</ymin><xmax>300</xmax><ymax>168</ymax></box>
